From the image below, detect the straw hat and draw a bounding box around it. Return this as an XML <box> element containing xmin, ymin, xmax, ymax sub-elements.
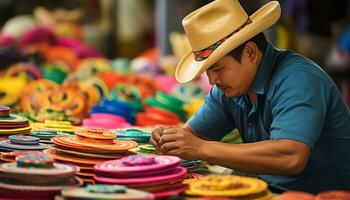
<box><xmin>175</xmin><ymin>0</ymin><xmax>281</xmax><ymax>83</ymax></box>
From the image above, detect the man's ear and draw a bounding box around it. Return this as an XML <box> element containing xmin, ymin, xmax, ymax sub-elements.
<box><xmin>244</xmin><ymin>41</ymin><xmax>258</xmax><ymax>63</ymax></box>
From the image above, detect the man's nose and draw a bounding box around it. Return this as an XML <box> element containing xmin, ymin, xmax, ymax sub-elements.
<box><xmin>207</xmin><ymin>72</ymin><xmax>220</xmax><ymax>85</ymax></box>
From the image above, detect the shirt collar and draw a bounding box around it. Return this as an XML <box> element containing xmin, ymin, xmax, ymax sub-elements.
<box><xmin>250</xmin><ymin>42</ymin><xmax>278</xmax><ymax>95</ymax></box>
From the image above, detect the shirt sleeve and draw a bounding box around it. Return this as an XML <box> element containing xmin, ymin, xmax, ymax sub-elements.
<box><xmin>270</xmin><ymin>71</ymin><xmax>327</xmax><ymax>148</ymax></box>
<box><xmin>187</xmin><ymin>86</ymin><xmax>235</xmax><ymax>140</ymax></box>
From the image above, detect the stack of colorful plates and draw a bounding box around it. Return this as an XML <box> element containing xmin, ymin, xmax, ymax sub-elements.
<box><xmin>45</xmin><ymin>127</ymin><xmax>137</xmax><ymax>184</ymax></box>
<box><xmin>0</xmin><ymin>153</ymin><xmax>82</xmax><ymax>199</ymax></box>
<box><xmin>59</xmin><ymin>184</ymin><xmax>154</xmax><ymax>200</ymax></box>
<box><xmin>94</xmin><ymin>155</ymin><xmax>188</xmax><ymax>198</ymax></box>
<box><xmin>0</xmin><ymin>105</ymin><xmax>31</xmax><ymax>135</ymax></box>
<box><xmin>0</xmin><ymin>135</ymin><xmax>50</xmax><ymax>151</ymax></box>
<box><xmin>185</xmin><ymin>175</ymin><xmax>271</xmax><ymax>200</ymax></box>
<box><xmin>113</xmin><ymin>128</ymin><xmax>151</xmax><ymax>144</ymax></box>
<box><xmin>31</xmin><ymin>120</ymin><xmax>77</xmax><ymax>134</ymax></box>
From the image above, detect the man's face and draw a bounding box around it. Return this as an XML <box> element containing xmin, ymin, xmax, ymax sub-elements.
<box><xmin>205</xmin><ymin>44</ymin><xmax>258</xmax><ymax>97</ymax></box>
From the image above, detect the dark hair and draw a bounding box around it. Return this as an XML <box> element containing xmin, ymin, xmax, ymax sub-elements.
<box><xmin>228</xmin><ymin>32</ymin><xmax>267</xmax><ymax>63</ymax></box>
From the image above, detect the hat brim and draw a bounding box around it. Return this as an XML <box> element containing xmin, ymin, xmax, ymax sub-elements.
<box><xmin>175</xmin><ymin>1</ymin><xmax>281</xmax><ymax>83</ymax></box>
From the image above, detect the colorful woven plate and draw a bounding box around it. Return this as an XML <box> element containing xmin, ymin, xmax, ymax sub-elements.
<box><xmin>1</xmin><ymin>150</ymin><xmax>42</xmax><ymax>159</ymax></box>
<box><xmin>0</xmin><ymin>114</ymin><xmax>28</xmax><ymax>123</ymax></box>
<box><xmin>61</xmin><ymin>185</ymin><xmax>154</xmax><ymax>200</ymax></box>
<box><xmin>94</xmin><ymin>166</ymin><xmax>186</xmax><ymax>185</ymax></box>
<box><xmin>0</xmin><ymin>126</ymin><xmax>31</xmax><ymax>134</ymax></box>
<box><xmin>139</xmin><ymin>144</ymin><xmax>156</xmax><ymax>151</ymax></box>
<box><xmin>9</xmin><ymin>135</ymin><xmax>39</xmax><ymax>145</ymax></box>
<box><xmin>52</xmin><ymin>137</ymin><xmax>133</xmax><ymax>154</ymax></box>
<box><xmin>115</xmin><ymin>129</ymin><xmax>151</xmax><ymax>138</ymax></box>
<box><xmin>16</xmin><ymin>153</ymin><xmax>54</xmax><ymax>168</ymax></box>
<box><xmin>0</xmin><ymin>162</ymin><xmax>78</xmax><ymax>176</ymax></box>
<box><xmin>52</xmin><ymin>147</ymin><xmax>125</xmax><ymax>159</ymax></box>
<box><xmin>60</xmin><ymin>136</ymin><xmax>137</xmax><ymax>151</ymax></box>
<box><xmin>44</xmin><ymin>120</ymin><xmax>73</xmax><ymax>128</ymax></box>
<box><xmin>185</xmin><ymin>175</ymin><xmax>268</xmax><ymax>197</ymax></box>
<box><xmin>31</xmin><ymin>122</ymin><xmax>76</xmax><ymax>133</ymax></box>
<box><xmin>0</xmin><ymin>122</ymin><xmax>29</xmax><ymax>128</ymax></box>
<box><xmin>0</xmin><ymin>140</ymin><xmax>49</xmax><ymax>150</ymax></box>
<box><xmin>94</xmin><ymin>155</ymin><xmax>180</xmax><ymax>173</ymax></box>
<box><xmin>29</xmin><ymin>130</ymin><xmax>69</xmax><ymax>139</ymax></box>
<box><xmin>0</xmin><ymin>176</ymin><xmax>82</xmax><ymax>192</ymax></box>
<box><xmin>0</xmin><ymin>173</ymin><xmax>77</xmax><ymax>186</ymax></box>
<box><xmin>43</xmin><ymin>148</ymin><xmax>104</xmax><ymax>165</ymax></box>
<box><xmin>52</xmin><ymin>136</ymin><xmax>91</xmax><ymax>149</ymax></box>
<box><xmin>95</xmin><ymin>166</ymin><xmax>175</xmax><ymax>178</ymax></box>
<box><xmin>75</xmin><ymin>128</ymin><xmax>116</xmax><ymax>140</ymax></box>
<box><xmin>114</xmin><ymin>129</ymin><xmax>151</xmax><ymax>143</ymax></box>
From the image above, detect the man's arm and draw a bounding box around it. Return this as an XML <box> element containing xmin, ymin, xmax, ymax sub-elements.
<box><xmin>159</xmin><ymin>125</ymin><xmax>311</xmax><ymax>175</ymax></box>
<box><xmin>200</xmin><ymin>138</ymin><xmax>310</xmax><ymax>175</ymax></box>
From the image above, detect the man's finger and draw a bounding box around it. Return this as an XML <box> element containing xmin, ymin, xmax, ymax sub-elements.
<box><xmin>149</xmin><ymin>137</ymin><xmax>159</xmax><ymax>147</ymax></box>
<box><xmin>151</xmin><ymin>127</ymin><xmax>165</xmax><ymax>143</ymax></box>
<box><xmin>160</xmin><ymin>141</ymin><xmax>178</xmax><ymax>153</ymax></box>
<box><xmin>163</xmin><ymin>149</ymin><xmax>182</xmax><ymax>158</ymax></box>
<box><xmin>162</xmin><ymin>127</ymin><xmax>178</xmax><ymax>135</ymax></box>
<box><xmin>151</xmin><ymin>127</ymin><xmax>162</xmax><ymax>135</ymax></box>
<box><xmin>159</xmin><ymin>133</ymin><xmax>178</xmax><ymax>146</ymax></box>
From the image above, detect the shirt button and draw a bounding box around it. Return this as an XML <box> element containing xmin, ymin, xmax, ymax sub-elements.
<box><xmin>248</xmin><ymin>122</ymin><xmax>253</xmax><ymax>127</ymax></box>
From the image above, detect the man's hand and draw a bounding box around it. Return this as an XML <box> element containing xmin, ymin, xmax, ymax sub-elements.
<box><xmin>149</xmin><ymin>126</ymin><xmax>166</xmax><ymax>150</ymax></box>
<box><xmin>157</xmin><ymin>127</ymin><xmax>206</xmax><ymax>160</ymax></box>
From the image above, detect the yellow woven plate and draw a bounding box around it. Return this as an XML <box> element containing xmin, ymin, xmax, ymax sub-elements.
<box><xmin>0</xmin><ymin>126</ymin><xmax>31</xmax><ymax>133</ymax></box>
<box><xmin>31</xmin><ymin>122</ymin><xmax>77</xmax><ymax>133</ymax></box>
<box><xmin>185</xmin><ymin>175</ymin><xmax>267</xmax><ymax>197</ymax></box>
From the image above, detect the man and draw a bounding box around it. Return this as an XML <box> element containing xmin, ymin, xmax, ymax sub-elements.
<box><xmin>150</xmin><ymin>0</ymin><xmax>350</xmax><ymax>194</ymax></box>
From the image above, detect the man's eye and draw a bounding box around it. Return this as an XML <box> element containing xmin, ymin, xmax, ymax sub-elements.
<box><xmin>213</xmin><ymin>68</ymin><xmax>222</xmax><ymax>72</ymax></box>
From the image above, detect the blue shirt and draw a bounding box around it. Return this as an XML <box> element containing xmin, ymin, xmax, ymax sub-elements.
<box><xmin>188</xmin><ymin>42</ymin><xmax>350</xmax><ymax>193</ymax></box>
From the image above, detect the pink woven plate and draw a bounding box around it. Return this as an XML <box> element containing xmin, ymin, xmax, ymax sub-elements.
<box><xmin>95</xmin><ymin>166</ymin><xmax>174</xmax><ymax>178</ymax></box>
<box><xmin>94</xmin><ymin>155</ymin><xmax>180</xmax><ymax>173</ymax></box>
<box><xmin>94</xmin><ymin>166</ymin><xmax>186</xmax><ymax>185</ymax></box>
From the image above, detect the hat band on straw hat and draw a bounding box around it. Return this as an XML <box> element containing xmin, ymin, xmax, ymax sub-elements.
<box><xmin>193</xmin><ymin>18</ymin><xmax>252</xmax><ymax>61</ymax></box>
